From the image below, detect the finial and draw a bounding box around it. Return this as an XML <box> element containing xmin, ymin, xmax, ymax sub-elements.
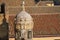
<box><xmin>22</xmin><ymin>0</ymin><xmax>25</xmax><ymax>11</ymax></box>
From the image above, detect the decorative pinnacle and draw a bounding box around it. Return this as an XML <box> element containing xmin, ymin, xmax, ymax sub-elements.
<box><xmin>22</xmin><ymin>0</ymin><xmax>25</xmax><ymax>11</ymax></box>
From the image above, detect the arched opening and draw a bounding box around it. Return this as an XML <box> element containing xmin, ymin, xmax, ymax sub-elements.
<box><xmin>35</xmin><ymin>0</ymin><xmax>40</xmax><ymax>4</ymax></box>
<box><xmin>21</xmin><ymin>38</ymin><xmax>25</xmax><ymax>40</ymax></box>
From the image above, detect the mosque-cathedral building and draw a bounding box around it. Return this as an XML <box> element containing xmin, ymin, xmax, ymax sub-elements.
<box><xmin>0</xmin><ymin>0</ymin><xmax>60</xmax><ymax>40</ymax></box>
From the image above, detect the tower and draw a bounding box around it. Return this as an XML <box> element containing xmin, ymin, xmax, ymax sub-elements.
<box><xmin>15</xmin><ymin>0</ymin><xmax>34</xmax><ymax>40</ymax></box>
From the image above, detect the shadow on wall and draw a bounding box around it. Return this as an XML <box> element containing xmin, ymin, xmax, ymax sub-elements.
<box><xmin>35</xmin><ymin>0</ymin><xmax>40</xmax><ymax>4</ymax></box>
<box><xmin>53</xmin><ymin>0</ymin><xmax>60</xmax><ymax>5</ymax></box>
<box><xmin>0</xmin><ymin>36</ymin><xmax>8</xmax><ymax>40</ymax></box>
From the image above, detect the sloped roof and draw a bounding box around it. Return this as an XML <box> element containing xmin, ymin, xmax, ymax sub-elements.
<box><xmin>33</xmin><ymin>14</ymin><xmax>60</xmax><ymax>37</ymax></box>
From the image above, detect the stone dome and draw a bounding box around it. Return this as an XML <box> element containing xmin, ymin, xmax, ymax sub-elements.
<box><xmin>16</xmin><ymin>11</ymin><xmax>33</xmax><ymax>30</ymax></box>
<box><xmin>17</xmin><ymin>11</ymin><xmax>33</xmax><ymax>21</ymax></box>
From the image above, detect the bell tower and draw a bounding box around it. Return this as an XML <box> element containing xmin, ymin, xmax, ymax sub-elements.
<box><xmin>15</xmin><ymin>0</ymin><xmax>34</xmax><ymax>40</ymax></box>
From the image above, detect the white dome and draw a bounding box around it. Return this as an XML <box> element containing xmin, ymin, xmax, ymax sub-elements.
<box><xmin>17</xmin><ymin>11</ymin><xmax>32</xmax><ymax>20</ymax></box>
<box><xmin>16</xmin><ymin>11</ymin><xmax>34</xmax><ymax>30</ymax></box>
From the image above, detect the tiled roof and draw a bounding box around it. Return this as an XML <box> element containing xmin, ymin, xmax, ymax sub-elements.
<box><xmin>32</xmin><ymin>14</ymin><xmax>60</xmax><ymax>37</ymax></box>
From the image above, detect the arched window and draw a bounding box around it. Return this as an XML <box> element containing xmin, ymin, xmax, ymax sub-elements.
<box><xmin>28</xmin><ymin>31</ymin><xmax>32</xmax><ymax>39</ymax></box>
<box><xmin>0</xmin><ymin>3</ymin><xmax>5</xmax><ymax>13</ymax></box>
